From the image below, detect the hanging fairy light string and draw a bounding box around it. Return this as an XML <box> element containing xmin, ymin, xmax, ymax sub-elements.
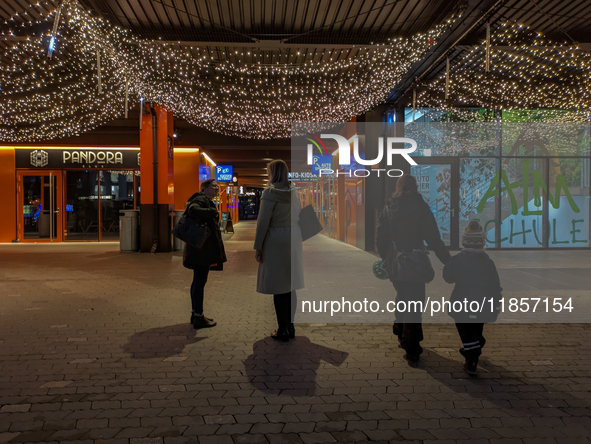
<box><xmin>47</xmin><ymin>0</ymin><xmax>63</xmax><ymax>58</ymax></box>
<box><xmin>2</xmin><ymin>3</ymin><xmax>589</xmax><ymax>142</ymax></box>
<box><xmin>0</xmin><ymin>1</ymin><xmax>132</xmax><ymax>141</ymax></box>
<box><xmin>1</xmin><ymin>0</ymin><xmax>449</xmax><ymax>141</ymax></box>
<box><xmin>414</xmin><ymin>22</ymin><xmax>591</xmax><ymax>122</ymax></box>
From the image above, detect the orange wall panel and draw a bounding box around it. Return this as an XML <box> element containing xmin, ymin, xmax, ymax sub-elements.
<box><xmin>157</xmin><ymin>106</ymin><xmax>174</xmax><ymax>205</ymax></box>
<box><xmin>139</xmin><ymin>104</ymin><xmax>174</xmax><ymax>205</ymax></box>
<box><xmin>0</xmin><ymin>148</ymin><xmax>16</xmax><ymax>242</ymax></box>
<box><xmin>174</xmin><ymin>150</ymin><xmax>200</xmax><ymax>210</ymax></box>
<box><xmin>139</xmin><ymin>110</ymin><xmax>154</xmax><ymax>205</ymax></box>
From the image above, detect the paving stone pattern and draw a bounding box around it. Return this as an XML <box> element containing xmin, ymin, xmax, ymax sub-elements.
<box><xmin>0</xmin><ymin>222</ymin><xmax>590</xmax><ymax>443</ymax></box>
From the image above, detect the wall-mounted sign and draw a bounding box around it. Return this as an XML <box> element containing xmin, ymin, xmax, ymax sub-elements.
<box><xmin>311</xmin><ymin>154</ymin><xmax>332</xmax><ymax>174</ymax></box>
<box><xmin>15</xmin><ymin>148</ymin><xmax>140</xmax><ymax>170</ymax></box>
<box><xmin>216</xmin><ymin>165</ymin><xmax>233</xmax><ymax>182</ymax></box>
<box><xmin>288</xmin><ymin>171</ymin><xmax>317</xmax><ymax>181</ymax></box>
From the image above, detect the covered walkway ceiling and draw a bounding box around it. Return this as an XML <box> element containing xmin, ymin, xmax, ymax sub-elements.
<box><xmin>1</xmin><ymin>0</ymin><xmax>591</xmax><ymax>187</ymax></box>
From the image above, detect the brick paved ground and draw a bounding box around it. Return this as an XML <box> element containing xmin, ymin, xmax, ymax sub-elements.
<box><xmin>0</xmin><ymin>221</ymin><xmax>590</xmax><ymax>444</ymax></box>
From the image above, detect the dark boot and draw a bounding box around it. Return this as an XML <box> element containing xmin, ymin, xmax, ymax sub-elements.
<box><xmin>193</xmin><ymin>315</ymin><xmax>216</xmax><ymax>329</ymax></box>
<box><xmin>273</xmin><ymin>294</ymin><xmax>290</xmax><ymax>341</ymax></box>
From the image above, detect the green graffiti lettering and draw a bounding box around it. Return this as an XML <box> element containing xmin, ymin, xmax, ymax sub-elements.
<box><xmin>483</xmin><ymin>219</ymin><xmax>496</xmax><ymax>245</ymax></box>
<box><xmin>551</xmin><ymin>218</ymin><xmax>569</xmax><ymax>244</ymax></box>
<box><xmin>532</xmin><ymin>169</ymin><xmax>546</xmax><ymax>208</ymax></box>
<box><xmin>476</xmin><ymin>170</ymin><xmax>519</xmax><ymax>214</ymax></box>
<box><xmin>531</xmin><ymin>219</ymin><xmax>544</xmax><ymax>246</ymax></box>
<box><xmin>551</xmin><ymin>175</ymin><xmax>580</xmax><ymax>213</ymax></box>
<box><xmin>509</xmin><ymin>219</ymin><xmax>532</xmax><ymax>245</ymax></box>
<box><xmin>522</xmin><ymin>160</ymin><xmax>543</xmax><ymax>216</ymax></box>
<box><xmin>483</xmin><ymin>219</ymin><xmax>507</xmax><ymax>244</ymax></box>
<box><xmin>571</xmin><ymin>219</ymin><xmax>588</xmax><ymax>244</ymax></box>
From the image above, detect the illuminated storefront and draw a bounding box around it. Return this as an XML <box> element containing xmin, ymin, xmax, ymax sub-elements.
<box><xmin>0</xmin><ymin>145</ymin><xmax>216</xmax><ymax>243</ymax></box>
<box><xmin>293</xmin><ymin>118</ymin><xmax>591</xmax><ymax>251</ymax></box>
<box><xmin>405</xmin><ymin>122</ymin><xmax>591</xmax><ymax>249</ymax></box>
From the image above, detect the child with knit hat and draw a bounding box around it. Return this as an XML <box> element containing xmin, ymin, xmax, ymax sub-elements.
<box><xmin>443</xmin><ymin>220</ymin><xmax>502</xmax><ymax>375</ymax></box>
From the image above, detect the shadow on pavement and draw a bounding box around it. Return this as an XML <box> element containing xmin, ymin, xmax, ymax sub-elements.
<box><xmin>244</xmin><ymin>335</ymin><xmax>349</xmax><ymax>396</ymax></box>
<box><xmin>417</xmin><ymin>348</ymin><xmax>534</xmax><ymax>411</ymax></box>
<box><xmin>121</xmin><ymin>324</ymin><xmax>204</xmax><ymax>358</ymax></box>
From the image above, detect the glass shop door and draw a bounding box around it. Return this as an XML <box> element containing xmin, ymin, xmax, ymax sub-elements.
<box><xmin>17</xmin><ymin>170</ymin><xmax>64</xmax><ymax>242</ymax></box>
<box><xmin>410</xmin><ymin>158</ymin><xmax>460</xmax><ymax>249</ymax></box>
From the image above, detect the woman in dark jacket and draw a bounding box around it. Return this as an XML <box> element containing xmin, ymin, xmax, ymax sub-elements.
<box><xmin>183</xmin><ymin>179</ymin><xmax>227</xmax><ymax>329</ymax></box>
<box><xmin>376</xmin><ymin>175</ymin><xmax>451</xmax><ymax>364</ymax></box>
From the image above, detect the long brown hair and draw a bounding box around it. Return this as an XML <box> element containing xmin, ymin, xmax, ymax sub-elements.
<box><xmin>268</xmin><ymin>159</ymin><xmax>289</xmax><ymax>187</ymax></box>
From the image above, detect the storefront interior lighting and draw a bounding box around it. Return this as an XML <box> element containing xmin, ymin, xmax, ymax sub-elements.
<box><xmin>202</xmin><ymin>152</ymin><xmax>216</xmax><ymax>166</ymax></box>
<box><xmin>173</xmin><ymin>148</ymin><xmax>199</xmax><ymax>153</ymax></box>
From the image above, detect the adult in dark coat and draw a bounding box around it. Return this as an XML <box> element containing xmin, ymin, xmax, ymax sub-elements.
<box><xmin>183</xmin><ymin>179</ymin><xmax>227</xmax><ymax>329</ymax></box>
<box><xmin>376</xmin><ymin>175</ymin><xmax>451</xmax><ymax>363</ymax></box>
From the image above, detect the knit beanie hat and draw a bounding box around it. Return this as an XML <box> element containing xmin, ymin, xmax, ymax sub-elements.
<box><xmin>462</xmin><ymin>220</ymin><xmax>486</xmax><ymax>249</ymax></box>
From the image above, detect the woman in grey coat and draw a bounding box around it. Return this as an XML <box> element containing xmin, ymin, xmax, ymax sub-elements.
<box><xmin>254</xmin><ymin>160</ymin><xmax>304</xmax><ymax>341</ymax></box>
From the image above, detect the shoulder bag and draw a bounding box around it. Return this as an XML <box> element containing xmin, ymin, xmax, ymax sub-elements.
<box><xmin>172</xmin><ymin>207</ymin><xmax>211</xmax><ymax>249</ymax></box>
<box><xmin>298</xmin><ymin>205</ymin><xmax>323</xmax><ymax>241</ymax></box>
<box><xmin>384</xmin><ymin>208</ymin><xmax>435</xmax><ymax>283</ymax></box>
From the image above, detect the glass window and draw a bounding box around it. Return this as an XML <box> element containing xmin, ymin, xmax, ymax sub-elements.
<box><xmin>65</xmin><ymin>171</ymin><xmax>99</xmax><ymax>241</ymax></box>
<box><xmin>548</xmin><ymin>158</ymin><xmax>589</xmax><ymax>248</ymax></box>
<box><xmin>100</xmin><ymin>171</ymin><xmax>134</xmax><ymax>241</ymax></box>
<box><xmin>501</xmin><ymin>123</ymin><xmax>589</xmax><ymax>157</ymax></box>
<box><xmin>499</xmin><ymin>158</ymin><xmax>545</xmax><ymax>248</ymax></box>
<box><xmin>405</xmin><ymin>122</ymin><xmax>501</xmax><ymax>157</ymax></box>
<box><xmin>460</xmin><ymin>158</ymin><xmax>499</xmax><ymax>247</ymax></box>
<box><xmin>410</xmin><ymin>164</ymin><xmax>451</xmax><ymax>246</ymax></box>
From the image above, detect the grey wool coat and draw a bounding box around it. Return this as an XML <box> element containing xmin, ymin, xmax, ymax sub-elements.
<box><xmin>254</xmin><ymin>184</ymin><xmax>304</xmax><ymax>294</ymax></box>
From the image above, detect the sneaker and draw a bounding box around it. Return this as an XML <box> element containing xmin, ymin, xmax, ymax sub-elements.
<box><xmin>193</xmin><ymin>315</ymin><xmax>216</xmax><ymax>329</ymax></box>
<box><xmin>463</xmin><ymin>361</ymin><xmax>478</xmax><ymax>375</ymax></box>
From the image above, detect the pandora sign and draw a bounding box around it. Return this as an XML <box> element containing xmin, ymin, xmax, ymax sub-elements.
<box><xmin>62</xmin><ymin>150</ymin><xmax>124</xmax><ymax>165</ymax></box>
<box><xmin>15</xmin><ymin>148</ymin><xmax>140</xmax><ymax>169</ymax></box>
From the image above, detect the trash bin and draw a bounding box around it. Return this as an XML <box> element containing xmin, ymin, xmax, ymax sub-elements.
<box><xmin>173</xmin><ymin>210</ymin><xmax>185</xmax><ymax>251</ymax></box>
<box><xmin>119</xmin><ymin>209</ymin><xmax>139</xmax><ymax>252</ymax></box>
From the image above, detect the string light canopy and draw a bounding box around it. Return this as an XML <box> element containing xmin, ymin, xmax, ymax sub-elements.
<box><xmin>0</xmin><ymin>0</ymin><xmax>450</xmax><ymax>141</ymax></box>
<box><xmin>411</xmin><ymin>22</ymin><xmax>591</xmax><ymax>122</ymax></box>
